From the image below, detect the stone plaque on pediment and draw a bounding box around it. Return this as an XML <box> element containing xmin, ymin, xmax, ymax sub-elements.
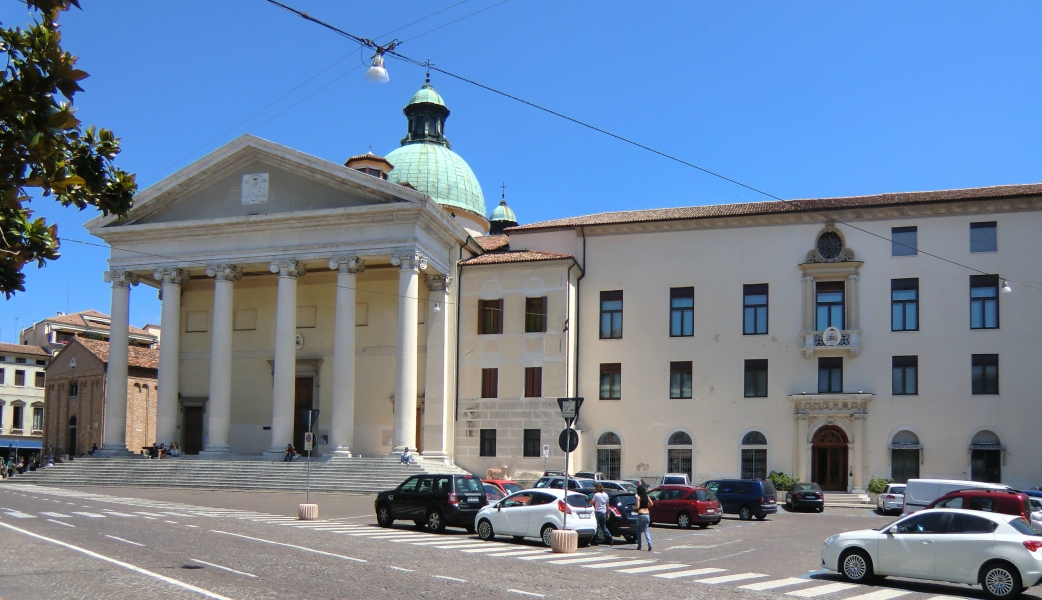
<box><xmin>241</xmin><ymin>173</ymin><xmax>269</xmax><ymax>205</ymax></box>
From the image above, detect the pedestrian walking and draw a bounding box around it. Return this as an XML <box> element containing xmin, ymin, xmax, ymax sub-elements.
<box><xmin>635</xmin><ymin>482</ymin><xmax>653</xmax><ymax>552</ymax></box>
<box><xmin>592</xmin><ymin>483</ymin><xmax>612</xmax><ymax>546</ymax></box>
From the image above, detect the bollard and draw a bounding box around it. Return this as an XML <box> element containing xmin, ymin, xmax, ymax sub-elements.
<box><xmin>549</xmin><ymin>529</ymin><xmax>578</xmax><ymax>553</ymax></box>
<box><xmin>298</xmin><ymin>503</ymin><xmax>319</xmax><ymax>521</ymax></box>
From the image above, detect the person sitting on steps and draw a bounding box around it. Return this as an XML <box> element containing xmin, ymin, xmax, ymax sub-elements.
<box><xmin>284</xmin><ymin>444</ymin><xmax>297</xmax><ymax>462</ymax></box>
<box><xmin>400</xmin><ymin>447</ymin><xmax>411</xmax><ymax>465</ymax></box>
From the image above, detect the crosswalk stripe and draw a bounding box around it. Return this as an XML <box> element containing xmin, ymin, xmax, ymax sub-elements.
<box><xmin>410</xmin><ymin>539</ymin><xmax>474</xmax><ymax>546</ymax></box>
<box><xmin>348</xmin><ymin>531</ymin><xmax>424</xmax><ymax>538</ymax></box>
<box><xmin>839</xmin><ymin>590</ymin><xmax>911</xmax><ymax>600</ymax></box>
<box><xmin>1</xmin><ymin>511</ymin><xmax>35</xmax><ymax>519</ymax></box>
<box><xmin>435</xmin><ymin>543</ymin><xmax>493</xmax><ymax>550</ymax></box>
<box><xmin>545</xmin><ymin>554</ymin><xmax>633</xmax><ymax>565</ymax></box>
<box><xmin>390</xmin><ymin>535</ymin><xmax>437</xmax><ymax>542</ymax></box>
<box><xmin>654</xmin><ymin>567</ymin><xmax>726</xmax><ymax>579</ymax></box>
<box><xmin>786</xmin><ymin>582</ymin><xmax>859</xmax><ymax>597</ymax></box>
<box><xmin>583</xmin><ymin>559</ymin><xmax>656</xmax><ymax>569</ymax></box>
<box><xmin>739</xmin><ymin>577</ymin><xmax>815</xmax><ymax>591</ymax></box>
<box><xmin>71</xmin><ymin>512</ymin><xmax>106</xmax><ymax>518</ymax></box>
<box><xmin>693</xmin><ymin>573</ymin><xmax>767</xmax><ymax>584</ymax></box>
<box><xmin>483</xmin><ymin>549</ymin><xmax>551</xmax><ymax>557</ymax></box>
<box><xmin>40</xmin><ymin>512</ymin><xmax>72</xmax><ymax>518</ymax></box>
<box><xmin>460</xmin><ymin>545</ymin><xmax>520</xmax><ymax>553</ymax></box>
<box><xmin>615</xmin><ymin>563</ymin><xmax>690</xmax><ymax>574</ymax></box>
<box><xmin>101</xmin><ymin>511</ymin><xmax>136</xmax><ymax>517</ymax></box>
<box><xmin>519</xmin><ymin>552</ymin><xmax>587</xmax><ymax>560</ymax></box>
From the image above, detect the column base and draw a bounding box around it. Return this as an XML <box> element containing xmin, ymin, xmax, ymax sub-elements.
<box><xmin>199</xmin><ymin>444</ymin><xmax>231</xmax><ymax>457</ymax></box>
<box><xmin>94</xmin><ymin>445</ymin><xmax>136</xmax><ymax>458</ymax></box>
<box><xmin>329</xmin><ymin>446</ymin><xmax>353</xmax><ymax>457</ymax></box>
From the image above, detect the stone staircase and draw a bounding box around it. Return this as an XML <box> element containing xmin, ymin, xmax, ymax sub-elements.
<box><xmin>1</xmin><ymin>455</ymin><xmax>471</xmax><ymax>494</ymax></box>
<box><xmin>823</xmin><ymin>492</ymin><xmax>875</xmax><ymax>509</ymax></box>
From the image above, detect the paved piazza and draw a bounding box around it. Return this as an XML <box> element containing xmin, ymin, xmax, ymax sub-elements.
<box><xmin>0</xmin><ymin>484</ymin><xmax>1037</xmax><ymax>600</ymax></box>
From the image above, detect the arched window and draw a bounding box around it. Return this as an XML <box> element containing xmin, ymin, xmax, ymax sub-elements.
<box><xmin>889</xmin><ymin>430</ymin><xmax>921</xmax><ymax>483</ymax></box>
<box><xmin>970</xmin><ymin>430</ymin><xmax>1003</xmax><ymax>483</ymax></box>
<box><xmin>666</xmin><ymin>431</ymin><xmax>693</xmax><ymax>480</ymax></box>
<box><xmin>596</xmin><ymin>431</ymin><xmax>621</xmax><ymax>480</ymax></box>
<box><xmin>740</xmin><ymin>431</ymin><xmax>768</xmax><ymax>480</ymax></box>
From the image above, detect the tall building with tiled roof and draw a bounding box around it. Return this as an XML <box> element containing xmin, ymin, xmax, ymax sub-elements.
<box><xmin>0</xmin><ymin>342</ymin><xmax>49</xmax><ymax>457</ymax></box>
<box><xmin>19</xmin><ymin>309</ymin><xmax>159</xmax><ymax>355</ymax></box>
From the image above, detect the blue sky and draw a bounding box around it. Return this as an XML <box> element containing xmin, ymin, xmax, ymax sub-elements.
<box><xmin>2</xmin><ymin>1</ymin><xmax>1040</xmax><ymax>341</ymax></box>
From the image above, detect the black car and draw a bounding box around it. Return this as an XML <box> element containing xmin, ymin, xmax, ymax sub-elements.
<box><xmin>584</xmin><ymin>491</ymin><xmax>639</xmax><ymax>542</ymax></box>
<box><xmin>701</xmin><ymin>479</ymin><xmax>778</xmax><ymax>520</ymax></box>
<box><xmin>785</xmin><ymin>482</ymin><xmax>824</xmax><ymax>512</ymax></box>
<box><xmin>375</xmin><ymin>474</ymin><xmax>486</xmax><ymax>533</ymax></box>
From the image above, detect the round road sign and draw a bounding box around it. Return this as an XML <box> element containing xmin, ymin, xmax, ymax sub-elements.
<box><xmin>558</xmin><ymin>429</ymin><xmax>579</xmax><ymax>453</ymax></box>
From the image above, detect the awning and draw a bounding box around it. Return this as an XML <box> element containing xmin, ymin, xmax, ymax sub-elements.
<box><xmin>1</xmin><ymin>439</ymin><xmax>43</xmax><ymax>450</ymax></box>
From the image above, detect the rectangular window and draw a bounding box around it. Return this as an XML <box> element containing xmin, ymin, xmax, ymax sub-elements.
<box><xmin>14</xmin><ymin>357</ymin><xmax>26</xmax><ymax>364</ymax></box>
<box><xmin>818</xmin><ymin>357</ymin><xmax>843</xmax><ymax>393</ymax></box>
<box><xmin>14</xmin><ymin>370</ymin><xmax>25</xmax><ymax>387</ymax></box>
<box><xmin>32</xmin><ymin>407</ymin><xmax>43</xmax><ymax>431</ymax></box>
<box><xmin>744</xmin><ymin>359</ymin><xmax>768</xmax><ymax>397</ymax></box>
<box><xmin>970</xmin><ymin>275</ymin><xmax>999</xmax><ymax>329</ymax></box>
<box><xmin>480</xmin><ymin>368</ymin><xmax>499</xmax><ymax>398</ymax></box>
<box><xmin>34</xmin><ymin>372</ymin><xmax>45</xmax><ymax>388</ymax></box>
<box><xmin>599</xmin><ymin>291</ymin><xmax>623</xmax><ymax>339</ymax></box>
<box><xmin>478</xmin><ymin>299</ymin><xmax>503</xmax><ymax>335</ymax></box>
<box><xmin>523</xmin><ymin>429</ymin><xmax>541</xmax><ymax>458</ymax></box>
<box><xmin>69</xmin><ymin>381</ymin><xmax>78</xmax><ymax>397</ymax></box>
<box><xmin>815</xmin><ymin>281</ymin><xmax>845</xmax><ymax>330</ymax></box>
<box><xmin>970</xmin><ymin>221</ymin><xmax>997</xmax><ymax>253</ymax></box>
<box><xmin>743</xmin><ymin>284</ymin><xmax>768</xmax><ymax>335</ymax></box>
<box><xmin>525</xmin><ymin>296</ymin><xmax>548</xmax><ymax>333</ymax></box>
<box><xmin>669</xmin><ymin>361</ymin><xmax>692</xmax><ymax>399</ymax></box>
<box><xmin>12</xmin><ymin>406</ymin><xmax>24</xmax><ymax>430</ymax></box>
<box><xmin>669</xmin><ymin>287</ymin><xmax>694</xmax><ymax>337</ymax></box>
<box><xmin>479</xmin><ymin>429</ymin><xmax>497</xmax><ymax>457</ymax></box>
<box><xmin>599</xmin><ymin>363</ymin><xmax>621</xmax><ymax>400</ymax></box>
<box><xmin>524</xmin><ymin>367</ymin><xmax>542</xmax><ymax>398</ymax></box>
<box><xmin>892</xmin><ymin>355</ymin><xmax>918</xmax><ymax>395</ymax></box>
<box><xmin>891</xmin><ymin>278</ymin><xmax>919</xmax><ymax>331</ymax></box>
<box><xmin>891</xmin><ymin>226</ymin><xmax>918</xmax><ymax>256</ymax></box>
<box><xmin>972</xmin><ymin>354</ymin><xmax>999</xmax><ymax>395</ymax></box>
<box><xmin>0</xmin><ymin>368</ymin><xmax>4</xmax><ymax>385</ymax></box>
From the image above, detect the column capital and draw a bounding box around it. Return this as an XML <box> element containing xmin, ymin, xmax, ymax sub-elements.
<box><xmin>329</xmin><ymin>256</ymin><xmax>365</xmax><ymax>274</ymax></box>
<box><xmin>848</xmin><ymin>274</ymin><xmax>860</xmax><ymax>281</ymax></box>
<box><xmin>153</xmin><ymin>267</ymin><xmax>190</xmax><ymax>285</ymax></box>
<box><xmin>391</xmin><ymin>250</ymin><xmax>427</xmax><ymax>271</ymax></box>
<box><xmin>270</xmin><ymin>260</ymin><xmax>306</xmax><ymax>278</ymax></box>
<box><xmin>206</xmin><ymin>264</ymin><xmax>243</xmax><ymax>281</ymax></box>
<box><xmin>424</xmin><ymin>274</ymin><xmax>452</xmax><ymax>292</ymax></box>
<box><xmin>103</xmin><ymin>270</ymin><xmax>140</xmax><ymax>288</ymax></box>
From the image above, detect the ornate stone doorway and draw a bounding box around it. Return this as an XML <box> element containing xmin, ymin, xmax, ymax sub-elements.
<box><xmin>812</xmin><ymin>425</ymin><xmax>848</xmax><ymax>491</ymax></box>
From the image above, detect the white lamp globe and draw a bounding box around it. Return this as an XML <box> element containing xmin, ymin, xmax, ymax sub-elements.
<box><xmin>365</xmin><ymin>54</ymin><xmax>389</xmax><ymax>84</ymax></box>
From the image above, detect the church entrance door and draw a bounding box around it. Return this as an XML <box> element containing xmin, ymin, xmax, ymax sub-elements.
<box><xmin>182</xmin><ymin>407</ymin><xmax>204</xmax><ymax>454</ymax></box>
<box><xmin>294</xmin><ymin>377</ymin><xmax>314</xmax><ymax>454</ymax></box>
<box><xmin>812</xmin><ymin>425</ymin><xmax>849</xmax><ymax>491</ymax></box>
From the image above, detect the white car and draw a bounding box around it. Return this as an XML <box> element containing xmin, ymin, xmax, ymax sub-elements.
<box><xmin>475</xmin><ymin>488</ymin><xmax>597</xmax><ymax>547</ymax></box>
<box><xmin>1031</xmin><ymin>498</ymin><xmax>1042</xmax><ymax>527</ymax></box>
<box><xmin>877</xmin><ymin>483</ymin><xmax>906</xmax><ymax>514</ymax></box>
<box><xmin>822</xmin><ymin>508</ymin><xmax>1042</xmax><ymax>599</ymax></box>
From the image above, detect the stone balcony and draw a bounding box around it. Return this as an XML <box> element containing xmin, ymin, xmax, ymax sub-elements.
<box><xmin>799</xmin><ymin>329</ymin><xmax>862</xmax><ymax>357</ymax></box>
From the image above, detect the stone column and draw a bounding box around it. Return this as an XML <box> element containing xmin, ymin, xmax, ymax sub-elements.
<box><xmin>847</xmin><ymin>274</ymin><xmax>860</xmax><ymax>331</ymax></box>
<box><xmin>796</xmin><ymin>414</ymin><xmax>809</xmax><ymax>482</ymax></box>
<box><xmin>391</xmin><ymin>250</ymin><xmax>426</xmax><ymax>454</ymax></box>
<box><xmin>802</xmin><ymin>275</ymin><xmax>816</xmax><ymax>332</ymax></box>
<box><xmin>153</xmin><ymin>268</ymin><xmax>188</xmax><ymax>447</ymax></box>
<box><xmin>202</xmin><ymin>264</ymin><xmax>241</xmax><ymax>454</ymax></box>
<box><xmin>268</xmin><ymin>260</ymin><xmax>305</xmax><ymax>454</ymax></box>
<box><xmin>328</xmin><ymin>256</ymin><xmax>364</xmax><ymax>456</ymax></box>
<box><xmin>422</xmin><ymin>274</ymin><xmax>452</xmax><ymax>464</ymax></box>
<box><xmin>853</xmin><ymin>414</ymin><xmax>866</xmax><ymax>492</ymax></box>
<box><xmin>100</xmin><ymin>269</ymin><xmax>138</xmax><ymax>454</ymax></box>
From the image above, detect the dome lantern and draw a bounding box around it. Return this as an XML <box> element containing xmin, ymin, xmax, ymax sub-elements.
<box><xmin>488</xmin><ymin>183</ymin><xmax>518</xmax><ymax>235</ymax></box>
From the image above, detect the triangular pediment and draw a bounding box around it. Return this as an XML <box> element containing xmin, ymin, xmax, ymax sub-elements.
<box><xmin>96</xmin><ymin>135</ymin><xmax>424</xmax><ymax>228</ymax></box>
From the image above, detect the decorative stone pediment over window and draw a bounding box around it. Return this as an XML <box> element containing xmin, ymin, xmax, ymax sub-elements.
<box><xmin>805</xmin><ymin>222</ymin><xmax>856</xmax><ymax>263</ymax></box>
<box><xmin>799</xmin><ymin>223</ymin><xmax>863</xmax><ymax>358</ymax></box>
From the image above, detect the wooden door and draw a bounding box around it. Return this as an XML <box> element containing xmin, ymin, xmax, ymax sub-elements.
<box><xmin>294</xmin><ymin>377</ymin><xmax>314</xmax><ymax>454</ymax></box>
<box><xmin>811</xmin><ymin>426</ymin><xmax>849</xmax><ymax>491</ymax></box>
<box><xmin>183</xmin><ymin>407</ymin><xmax>204</xmax><ymax>455</ymax></box>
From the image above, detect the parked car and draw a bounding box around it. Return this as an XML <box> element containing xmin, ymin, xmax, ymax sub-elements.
<box><xmin>821</xmin><ymin>508</ymin><xmax>1042</xmax><ymax>599</ymax></box>
<box><xmin>483</xmin><ymin>483</ymin><xmax>506</xmax><ymax>503</ymax></box>
<box><xmin>533</xmin><ymin>476</ymin><xmax>594</xmax><ymax>491</ymax></box>
<box><xmin>475</xmin><ymin>488</ymin><xmax>597</xmax><ymax>547</ymax></box>
<box><xmin>876</xmin><ymin>483</ymin><xmax>906</xmax><ymax>515</ymax></box>
<box><xmin>702</xmin><ymin>479</ymin><xmax>778</xmax><ymax>521</ymax></box>
<box><xmin>661</xmin><ymin>473</ymin><xmax>690</xmax><ymax>485</ymax></box>
<box><xmin>1029</xmin><ymin>498</ymin><xmax>1042</xmax><ymax>525</ymax></box>
<box><xmin>375</xmin><ymin>473</ymin><xmax>487</xmax><ymax>533</ymax></box>
<box><xmin>575</xmin><ymin>471</ymin><xmax>605</xmax><ymax>481</ymax></box>
<box><xmin>927</xmin><ymin>489</ymin><xmax>1034</xmax><ymax>523</ymax></box>
<box><xmin>583</xmin><ymin>490</ymin><xmax>639</xmax><ymax>542</ymax></box>
<box><xmin>483</xmin><ymin>479</ymin><xmax>523</xmax><ymax>496</ymax></box>
<box><xmin>603</xmin><ymin>480</ymin><xmax>638</xmax><ymax>493</ymax></box>
<box><xmin>647</xmin><ymin>485</ymin><xmax>722</xmax><ymax>529</ymax></box>
<box><xmin>785</xmin><ymin>482</ymin><xmax>824</xmax><ymax>512</ymax></box>
<box><xmin>901</xmin><ymin>478</ymin><xmax>1011</xmax><ymax>515</ymax></box>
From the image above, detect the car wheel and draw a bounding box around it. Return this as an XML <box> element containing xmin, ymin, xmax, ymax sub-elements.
<box><xmin>376</xmin><ymin>504</ymin><xmax>393</xmax><ymax>528</ymax></box>
<box><xmin>980</xmin><ymin>562</ymin><xmax>1022</xmax><ymax>599</ymax></box>
<box><xmin>839</xmin><ymin>549</ymin><xmax>873</xmax><ymax>584</ymax></box>
<box><xmin>427</xmin><ymin>509</ymin><xmax>446</xmax><ymax>533</ymax></box>
<box><xmin>755</xmin><ymin>514</ymin><xmax>767</xmax><ymax>521</ymax></box>
<box><xmin>677</xmin><ymin>512</ymin><xmax>692</xmax><ymax>529</ymax></box>
<box><xmin>738</xmin><ymin>506</ymin><xmax>753</xmax><ymax>521</ymax></box>
<box><xmin>540</xmin><ymin>524</ymin><xmax>556</xmax><ymax>547</ymax></box>
<box><xmin>476</xmin><ymin>519</ymin><xmax>495</xmax><ymax>541</ymax></box>
<box><xmin>623</xmin><ymin>534</ymin><xmax>637</xmax><ymax>543</ymax></box>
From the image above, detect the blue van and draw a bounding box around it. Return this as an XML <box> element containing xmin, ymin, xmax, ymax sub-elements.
<box><xmin>701</xmin><ymin>479</ymin><xmax>778</xmax><ymax>520</ymax></box>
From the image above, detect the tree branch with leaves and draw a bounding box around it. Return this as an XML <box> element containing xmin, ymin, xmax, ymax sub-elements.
<box><xmin>0</xmin><ymin>0</ymin><xmax>137</xmax><ymax>297</ymax></box>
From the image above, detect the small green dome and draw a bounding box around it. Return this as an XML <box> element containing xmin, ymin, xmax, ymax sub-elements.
<box><xmin>406</xmin><ymin>83</ymin><xmax>445</xmax><ymax>108</ymax></box>
<box><xmin>490</xmin><ymin>199</ymin><xmax>516</xmax><ymax>223</ymax></box>
<box><xmin>385</xmin><ymin>143</ymin><xmax>486</xmax><ymax>216</ymax></box>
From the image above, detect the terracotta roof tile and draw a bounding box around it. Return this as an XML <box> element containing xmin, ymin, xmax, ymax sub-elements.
<box><xmin>461</xmin><ymin>250</ymin><xmax>573</xmax><ymax>265</ymax></box>
<box><xmin>0</xmin><ymin>342</ymin><xmax>49</xmax><ymax>357</ymax></box>
<box><xmin>476</xmin><ymin>234</ymin><xmax>510</xmax><ymax>251</ymax></box>
<box><xmin>76</xmin><ymin>338</ymin><xmax>159</xmax><ymax>370</ymax></box>
<box><xmin>508</xmin><ymin>183</ymin><xmax>1042</xmax><ymax>232</ymax></box>
<box><xmin>44</xmin><ymin>311</ymin><xmax>152</xmax><ymax>337</ymax></box>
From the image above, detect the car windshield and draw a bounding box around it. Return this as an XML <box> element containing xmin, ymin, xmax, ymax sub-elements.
<box><xmin>761</xmin><ymin>480</ymin><xmax>777</xmax><ymax>495</ymax></box>
<box><xmin>502</xmin><ymin>483</ymin><xmax>523</xmax><ymax>494</ymax></box>
<box><xmin>619</xmin><ymin>482</ymin><xmax>638</xmax><ymax>493</ymax></box>
<box><xmin>663</xmin><ymin>477</ymin><xmax>685</xmax><ymax>484</ymax></box>
<box><xmin>1010</xmin><ymin>518</ymin><xmax>1042</xmax><ymax>536</ymax></box>
<box><xmin>455</xmin><ymin>477</ymin><xmax>483</xmax><ymax>494</ymax></box>
<box><xmin>793</xmin><ymin>483</ymin><xmax>821</xmax><ymax>492</ymax></box>
<box><xmin>566</xmin><ymin>494</ymin><xmax>592</xmax><ymax>508</ymax></box>
<box><xmin>891</xmin><ymin>486</ymin><xmax>906</xmax><ymax>495</ymax></box>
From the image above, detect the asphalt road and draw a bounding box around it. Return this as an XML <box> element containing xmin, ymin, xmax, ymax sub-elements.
<box><xmin>0</xmin><ymin>483</ymin><xmax>1038</xmax><ymax>600</ymax></box>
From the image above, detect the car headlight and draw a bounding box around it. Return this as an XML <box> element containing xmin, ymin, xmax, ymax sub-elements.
<box><xmin>823</xmin><ymin>535</ymin><xmax>839</xmax><ymax>546</ymax></box>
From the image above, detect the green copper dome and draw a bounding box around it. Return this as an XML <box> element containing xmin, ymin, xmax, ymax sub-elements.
<box><xmin>386</xmin><ymin>80</ymin><xmax>485</xmax><ymax>217</ymax></box>
<box><xmin>490</xmin><ymin>198</ymin><xmax>517</xmax><ymax>223</ymax></box>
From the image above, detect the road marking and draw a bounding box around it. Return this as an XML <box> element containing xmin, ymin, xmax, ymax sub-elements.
<box><xmin>583</xmin><ymin>559</ymin><xmax>657</xmax><ymax>569</ymax></box>
<box><xmin>433</xmin><ymin>575</ymin><xmax>467</xmax><ymax>583</ymax></box>
<box><xmin>483</xmin><ymin>549</ymin><xmax>552</xmax><ymax>557</ymax></box>
<box><xmin>615</xmin><ymin>563</ymin><xmax>690</xmax><ymax>574</ymax></box>
<box><xmin>2</xmin><ymin>510</ymin><xmax>35</xmax><ymax>519</ymax></box>
<box><xmin>71</xmin><ymin>512</ymin><xmax>106</xmax><ymax>518</ymax></box>
<box><xmin>388</xmin><ymin>566</ymin><xmax>413</xmax><ymax>572</ymax></box>
<box><xmin>106</xmin><ymin>535</ymin><xmax>145</xmax><ymax>547</ymax></box>
<box><xmin>211</xmin><ymin>530</ymin><xmax>366</xmax><ymax>563</ymax></box>
<box><xmin>161</xmin><ymin>512</ymin><xmax>195</xmax><ymax>518</ymax></box>
<box><xmin>507</xmin><ymin>590</ymin><xmax>544</xmax><ymax>598</ymax></box>
<box><xmin>40</xmin><ymin>512</ymin><xmax>72</xmax><ymax>518</ymax></box>
<box><xmin>135</xmin><ymin>512</ymin><xmax>166</xmax><ymax>517</ymax></box>
<box><xmin>190</xmin><ymin>559</ymin><xmax>257</xmax><ymax>578</ymax></box>
<box><xmin>348</xmin><ymin>531</ymin><xmax>422</xmax><ymax>537</ymax></box>
<box><xmin>665</xmin><ymin>539</ymin><xmax>744</xmax><ymax>550</ymax></box>
<box><xmin>101</xmin><ymin>511</ymin><xmax>136</xmax><ymax>517</ymax></box>
<box><xmin>434</xmin><ymin>542</ymin><xmax>492</xmax><ymax>550</ymax></box>
<box><xmin>840</xmin><ymin>591</ymin><xmax>910</xmax><ymax>600</ymax></box>
<box><xmin>787</xmin><ymin>582</ymin><xmax>859</xmax><ymax>597</ymax></box>
<box><xmin>694</xmin><ymin>572</ymin><xmax>767</xmax><ymax>584</ymax></box>
<box><xmin>409</xmin><ymin>539</ymin><xmax>475</xmax><ymax>546</ymax></box>
<box><xmin>164</xmin><ymin>520</ymin><xmax>179</xmax><ymax>524</ymax></box>
<box><xmin>740</xmin><ymin>577</ymin><xmax>815</xmax><ymax>591</ymax></box>
<box><xmin>654</xmin><ymin>567</ymin><xmax>727</xmax><ymax>579</ymax></box>
<box><xmin>47</xmin><ymin>519</ymin><xmax>75</xmax><ymax>528</ymax></box>
<box><xmin>546</xmin><ymin>554</ymin><xmax>634</xmax><ymax>565</ymax></box>
<box><xmin>0</xmin><ymin>521</ymin><xmax>233</xmax><ymax>600</ymax></box>
<box><xmin>185</xmin><ymin>525</ymin><xmax>198</xmax><ymax>528</ymax></box>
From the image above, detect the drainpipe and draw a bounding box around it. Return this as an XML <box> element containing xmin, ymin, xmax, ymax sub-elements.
<box><xmin>573</xmin><ymin>227</ymin><xmax>586</xmax><ymax>398</ymax></box>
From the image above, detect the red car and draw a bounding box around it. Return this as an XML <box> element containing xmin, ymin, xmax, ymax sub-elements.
<box><xmin>926</xmin><ymin>488</ymin><xmax>1033</xmax><ymax>522</ymax></box>
<box><xmin>482</xmin><ymin>479</ymin><xmax>523</xmax><ymax>496</ymax></box>
<box><xmin>648</xmin><ymin>485</ymin><xmax>722</xmax><ymax>529</ymax></box>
